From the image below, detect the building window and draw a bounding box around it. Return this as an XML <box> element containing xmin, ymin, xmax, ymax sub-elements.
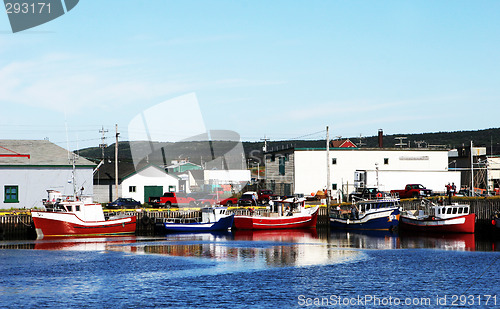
<box><xmin>384</xmin><ymin>158</ymin><xmax>389</xmax><ymax>165</ymax></box>
<box><xmin>168</xmin><ymin>185</ymin><xmax>176</xmax><ymax>192</ymax></box>
<box><xmin>4</xmin><ymin>185</ymin><xmax>19</xmax><ymax>203</ymax></box>
<box><xmin>332</xmin><ymin>184</ymin><xmax>337</xmax><ymax>190</ymax></box>
<box><xmin>129</xmin><ymin>186</ymin><xmax>136</xmax><ymax>193</ymax></box>
<box><xmin>332</xmin><ymin>158</ymin><xmax>337</xmax><ymax>165</ymax></box>
<box><xmin>271</xmin><ymin>154</ymin><xmax>276</xmax><ymax>162</ymax></box>
<box><xmin>279</xmin><ymin>156</ymin><xmax>286</xmax><ymax>175</ymax></box>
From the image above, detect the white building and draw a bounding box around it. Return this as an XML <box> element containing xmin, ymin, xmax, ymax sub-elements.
<box><xmin>266</xmin><ymin>146</ymin><xmax>460</xmax><ymax>198</ymax></box>
<box><xmin>121</xmin><ymin>165</ymin><xmax>180</xmax><ymax>203</ymax></box>
<box><xmin>0</xmin><ymin>140</ymin><xmax>95</xmax><ymax>209</ymax></box>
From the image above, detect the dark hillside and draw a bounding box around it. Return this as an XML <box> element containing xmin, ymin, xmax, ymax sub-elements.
<box><xmin>77</xmin><ymin>127</ymin><xmax>500</xmax><ymax>163</ymax></box>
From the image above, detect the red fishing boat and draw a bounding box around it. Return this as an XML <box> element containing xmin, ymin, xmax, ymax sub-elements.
<box><xmin>234</xmin><ymin>197</ymin><xmax>319</xmax><ymax>230</ymax></box>
<box><xmin>400</xmin><ymin>199</ymin><xmax>475</xmax><ymax>233</ymax></box>
<box><xmin>31</xmin><ymin>190</ymin><xmax>136</xmax><ymax>239</ymax></box>
<box><xmin>493</xmin><ymin>211</ymin><xmax>500</xmax><ymax>229</ymax></box>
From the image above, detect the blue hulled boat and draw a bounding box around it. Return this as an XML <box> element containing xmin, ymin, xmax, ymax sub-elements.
<box><xmin>163</xmin><ymin>207</ymin><xmax>234</xmax><ymax>233</ymax></box>
<box><xmin>330</xmin><ymin>196</ymin><xmax>400</xmax><ymax>231</ymax></box>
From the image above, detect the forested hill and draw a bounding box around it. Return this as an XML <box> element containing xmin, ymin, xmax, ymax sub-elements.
<box><xmin>77</xmin><ymin>127</ymin><xmax>500</xmax><ymax>164</ymax></box>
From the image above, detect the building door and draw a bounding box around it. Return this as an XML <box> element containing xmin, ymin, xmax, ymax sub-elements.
<box><xmin>284</xmin><ymin>183</ymin><xmax>291</xmax><ymax>196</ymax></box>
<box><xmin>144</xmin><ymin>186</ymin><xmax>163</xmax><ymax>204</ymax></box>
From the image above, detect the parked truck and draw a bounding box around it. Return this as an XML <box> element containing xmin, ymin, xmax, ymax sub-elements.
<box><xmin>148</xmin><ymin>192</ymin><xmax>196</xmax><ymax>208</ymax></box>
<box><xmin>390</xmin><ymin>184</ymin><xmax>433</xmax><ymax>199</ymax></box>
<box><xmin>257</xmin><ymin>189</ymin><xmax>278</xmax><ymax>204</ymax></box>
<box><xmin>196</xmin><ymin>194</ymin><xmax>239</xmax><ymax>206</ymax></box>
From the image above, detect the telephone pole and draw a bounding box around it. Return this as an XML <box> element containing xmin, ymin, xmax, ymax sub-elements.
<box><xmin>115</xmin><ymin>124</ymin><xmax>119</xmax><ymax>200</ymax></box>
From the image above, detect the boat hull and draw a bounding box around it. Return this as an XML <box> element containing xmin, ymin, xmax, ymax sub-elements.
<box><xmin>234</xmin><ymin>207</ymin><xmax>319</xmax><ymax>230</ymax></box>
<box><xmin>330</xmin><ymin>208</ymin><xmax>400</xmax><ymax>231</ymax></box>
<box><xmin>400</xmin><ymin>213</ymin><xmax>476</xmax><ymax>233</ymax></box>
<box><xmin>32</xmin><ymin>211</ymin><xmax>136</xmax><ymax>238</ymax></box>
<box><xmin>494</xmin><ymin>217</ymin><xmax>500</xmax><ymax>229</ymax></box>
<box><xmin>163</xmin><ymin>214</ymin><xmax>234</xmax><ymax>233</ymax></box>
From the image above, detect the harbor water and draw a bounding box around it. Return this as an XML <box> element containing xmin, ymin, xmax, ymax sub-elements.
<box><xmin>0</xmin><ymin>230</ymin><xmax>499</xmax><ymax>308</ymax></box>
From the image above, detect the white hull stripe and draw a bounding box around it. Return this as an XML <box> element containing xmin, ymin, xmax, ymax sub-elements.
<box><xmin>401</xmin><ymin>217</ymin><xmax>466</xmax><ymax>226</ymax></box>
<box><xmin>253</xmin><ymin>218</ymin><xmax>312</xmax><ymax>226</ymax></box>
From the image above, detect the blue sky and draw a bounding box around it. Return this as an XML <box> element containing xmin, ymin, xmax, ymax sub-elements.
<box><xmin>1</xmin><ymin>1</ymin><xmax>500</xmax><ymax>150</ymax></box>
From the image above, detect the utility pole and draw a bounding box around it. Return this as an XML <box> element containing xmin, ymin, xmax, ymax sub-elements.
<box><xmin>326</xmin><ymin>126</ymin><xmax>331</xmax><ymax>206</ymax></box>
<box><xmin>470</xmin><ymin>140</ymin><xmax>474</xmax><ymax>197</ymax></box>
<box><xmin>115</xmin><ymin>124</ymin><xmax>119</xmax><ymax>200</ymax></box>
<box><xmin>261</xmin><ymin>135</ymin><xmax>269</xmax><ymax>187</ymax></box>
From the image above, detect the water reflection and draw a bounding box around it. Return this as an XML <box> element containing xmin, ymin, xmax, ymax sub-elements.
<box><xmin>233</xmin><ymin>228</ymin><xmax>318</xmax><ymax>242</ymax></box>
<box><xmin>400</xmin><ymin>233</ymin><xmax>476</xmax><ymax>251</ymax></box>
<box><xmin>0</xmin><ymin>229</ymin><xmax>498</xmax><ymax>254</ymax></box>
<box><xmin>329</xmin><ymin>230</ymin><xmax>400</xmax><ymax>249</ymax></box>
<box><xmin>33</xmin><ymin>237</ymin><xmax>138</xmax><ymax>251</ymax></box>
<box><xmin>144</xmin><ymin>230</ymin><xmax>362</xmax><ymax>268</ymax></box>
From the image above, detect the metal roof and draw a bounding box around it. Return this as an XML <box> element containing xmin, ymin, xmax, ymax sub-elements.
<box><xmin>0</xmin><ymin>140</ymin><xmax>95</xmax><ymax>166</ymax></box>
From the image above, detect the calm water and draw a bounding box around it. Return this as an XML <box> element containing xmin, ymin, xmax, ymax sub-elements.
<box><xmin>1</xmin><ymin>230</ymin><xmax>499</xmax><ymax>308</ymax></box>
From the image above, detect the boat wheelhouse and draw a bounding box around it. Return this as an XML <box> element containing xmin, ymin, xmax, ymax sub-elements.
<box><xmin>162</xmin><ymin>206</ymin><xmax>234</xmax><ymax>232</ymax></box>
<box><xmin>330</xmin><ymin>196</ymin><xmax>400</xmax><ymax>231</ymax></box>
<box><xmin>400</xmin><ymin>199</ymin><xmax>475</xmax><ymax>233</ymax></box>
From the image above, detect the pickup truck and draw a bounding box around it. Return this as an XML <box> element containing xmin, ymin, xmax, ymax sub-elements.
<box><xmin>257</xmin><ymin>189</ymin><xmax>278</xmax><ymax>204</ymax></box>
<box><xmin>196</xmin><ymin>194</ymin><xmax>239</xmax><ymax>207</ymax></box>
<box><xmin>148</xmin><ymin>192</ymin><xmax>196</xmax><ymax>208</ymax></box>
<box><xmin>348</xmin><ymin>188</ymin><xmax>382</xmax><ymax>201</ymax></box>
<box><xmin>390</xmin><ymin>184</ymin><xmax>433</xmax><ymax>199</ymax></box>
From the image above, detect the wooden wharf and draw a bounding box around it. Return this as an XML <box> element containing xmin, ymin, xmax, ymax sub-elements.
<box><xmin>0</xmin><ymin>198</ymin><xmax>499</xmax><ymax>239</ymax></box>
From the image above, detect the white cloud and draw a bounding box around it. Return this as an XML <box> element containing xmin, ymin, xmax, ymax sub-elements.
<box><xmin>0</xmin><ymin>52</ymin><xmax>285</xmax><ymax>116</ymax></box>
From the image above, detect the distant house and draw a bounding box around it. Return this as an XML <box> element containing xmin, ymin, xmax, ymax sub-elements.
<box><xmin>329</xmin><ymin>139</ymin><xmax>357</xmax><ymax>148</ymax></box>
<box><xmin>166</xmin><ymin>161</ymin><xmax>202</xmax><ymax>173</ymax></box>
<box><xmin>121</xmin><ymin>164</ymin><xmax>179</xmax><ymax>204</ymax></box>
<box><xmin>0</xmin><ymin>140</ymin><xmax>95</xmax><ymax>209</ymax></box>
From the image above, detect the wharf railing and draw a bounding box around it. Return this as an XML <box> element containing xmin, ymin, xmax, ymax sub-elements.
<box><xmin>0</xmin><ymin>211</ymin><xmax>33</xmax><ymax>240</ymax></box>
<box><xmin>1</xmin><ymin>198</ymin><xmax>498</xmax><ymax>239</ymax></box>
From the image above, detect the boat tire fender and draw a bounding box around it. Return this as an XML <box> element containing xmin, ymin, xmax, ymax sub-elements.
<box><xmin>141</xmin><ymin>215</ymin><xmax>151</xmax><ymax>226</ymax></box>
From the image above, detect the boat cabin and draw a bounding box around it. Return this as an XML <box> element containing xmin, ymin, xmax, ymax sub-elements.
<box><xmin>201</xmin><ymin>207</ymin><xmax>229</xmax><ymax>223</ymax></box>
<box><xmin>42</xmin><ymin>190</ymin><xmax>105</xmax><ymax>221</ymax></box>
<box><xmin>433</xmin><ymin>203</ymin><xmax>470</xmax><ymax>219</ymax></box>
<box><xmin>271</xmin><ymin>196</ymin><xmax>306</xmax><ymax>216</ymax></box>
<box><xmin>331</xmin><ymin>198</ymin><xmax>400</xmax><ymax>220</ymax></box>
<box><xmin>407</xmin><ymin>200</ymin><xmax>471</xmax><ymax>220</ymax></box>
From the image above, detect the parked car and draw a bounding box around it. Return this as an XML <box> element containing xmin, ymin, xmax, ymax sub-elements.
<box><xmin>107</xmin><ymin>198</ymin><xmax>141</xmax><ymax>209</ymax></box>
<box><xmin>238</xmin><ymin>192</ymin><xmax>258</xmax><ymax>206</ymax></box>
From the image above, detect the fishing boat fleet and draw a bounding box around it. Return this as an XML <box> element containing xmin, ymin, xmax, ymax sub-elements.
<box><xmin>31</xmin><ymin>187</ymin><xmax>496</xmax><ymax>239</ymax></box>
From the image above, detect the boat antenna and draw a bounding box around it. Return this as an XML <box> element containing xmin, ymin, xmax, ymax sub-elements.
<box><xmin>64</xmin><ymin>110</ymin><xmax>77</xmax><ymax>200</ymax></box>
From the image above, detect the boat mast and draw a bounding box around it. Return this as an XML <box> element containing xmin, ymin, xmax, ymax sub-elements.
<box><xmin>72</xmin><ymin>153</ymin><xmax>77</xmax><ymax>200</ymax></box>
